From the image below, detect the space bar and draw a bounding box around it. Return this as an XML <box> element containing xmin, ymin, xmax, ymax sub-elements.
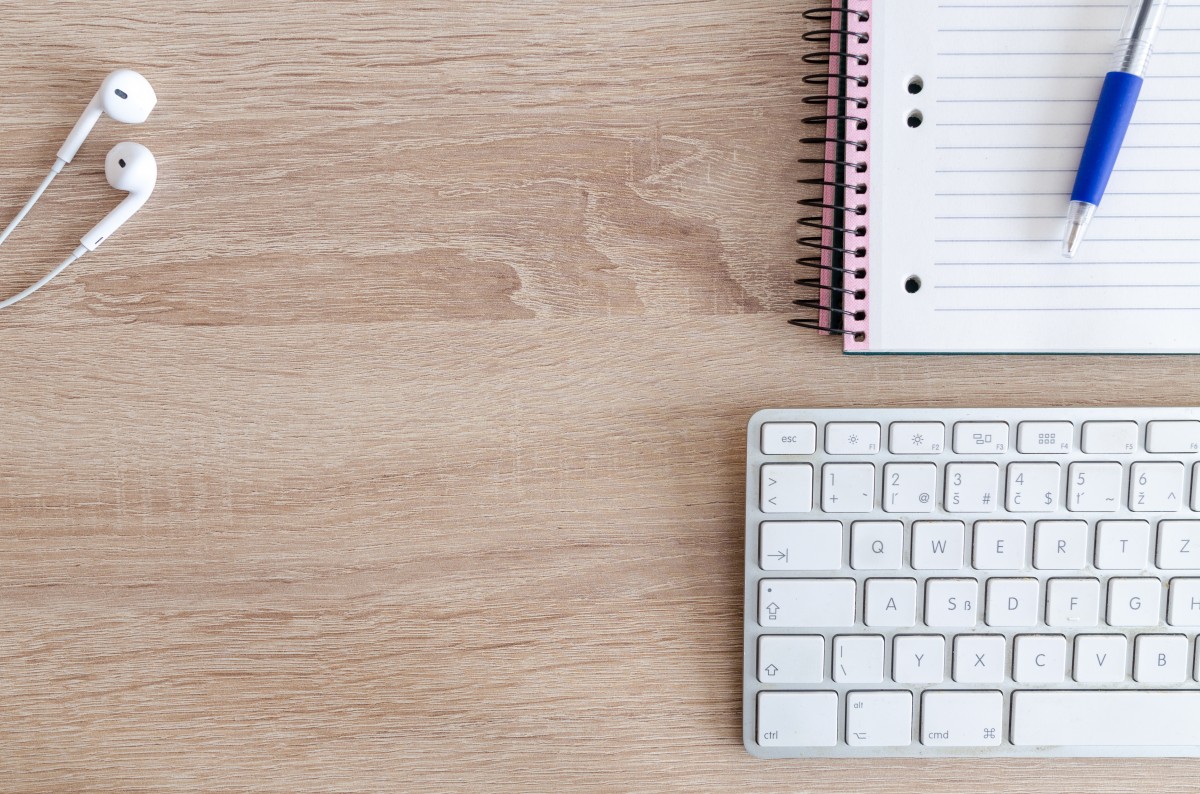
<box><xmin>1012</xmin><ymin>691</ymin><xmax>1200</xmax><ymax>746</ymax></box>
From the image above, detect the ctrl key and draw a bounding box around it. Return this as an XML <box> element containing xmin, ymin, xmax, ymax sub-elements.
<box><xmin>921</xmin><ymin>690</ymin><xmax>1003</xmax><ymax>747</ymax></box>
<box><xmin>757</xmin><ymin>691</ymin><xmax>838</xmax><ymax>747</ymax></box>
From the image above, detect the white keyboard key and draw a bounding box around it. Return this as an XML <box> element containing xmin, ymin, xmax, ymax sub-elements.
<box><xmin>1073</xmin><ymin>634</ymin><xmax>1128</xmax><ymax>683</ymax></box>
<box><xmin>1146</xmin><ymin>420</ymin><xmax>1200</xmax><ymax>453</ymax></box>
<box><xmin>973</xmin><ymin>520</ymin><xmax>1027</xmax><ymax>570</ymax></box>
<box><xmin>953</xmin><ymin>422</ymin><xmax>1010</xmax><ymax>454</ymax></box>
<box><xmin>759</xmin><ymin>579</ymin><xmax>856</xmax><ymax>628</ymax></box>
<box><xmin>1168</xmin><ymin>578</ymin><xmax>1200</xmax><ymax>626</ymax></box>
<box><xmin>850</xmin><ymin>521</ymin><xmax>903</xmax><ymax>570</ymax></box>
<box><xmin>1135</xmin><ymin>634</ymin><xmax>1189</xmax><ymax>683</ymax></box>
<box><xmin>822</xmin><ymin>463</ymin><xmax>875</xmax><ymax>513</ymax></box>
<box><xmin>986</xmin><ymin>578</ymin><xmax>1039</xmax><ymax>626</ymax></box>
<box><xmin>912</xmin><ymin>521</ymin><xmax>965</xmax><ymax>570</ymax></box>
<box><xmin>759</xmin><ymin>522</ymin><xmax>842</xmax><ymax>571</ymax></box>
<box><xmin>1012</xmin><ymin>691</ymin><xmax>1200</xmax><ymax>746</ymax></box>
<box><xmin>1158</xmin><ymin>521</ymin><xmax>1200</xmax><ymax>569</ymax></box>
<box><xmin>757</xmin><ymin>635</ymin><xmax>824</xmax><ymax>684</ymax></box>
<box><xmin>953</xmin><ymin>635</ymin><xmax>1006</xmax><ymax>684</ymax></box>
<box><xmin>760</xmin><ymin>464</ymin><xmax>813</xmax><ymax>513</ymax></box>
<box><xmin>1013</xmin><ymin>634</ymin><xmax>1067</xmax><ymax>683</ymax></box>
<box><xmin>1107</xmin><ymin>578</ymin><xmax>1162</xmax><ymax>627</ymax></box>
<box><xmin>761</xmin><ymin>422</ymin><xmax>817</xmax><ymax>455</ymax></box>
<box><xmin>825</xmin><ymin>422</ymin><xmax>881</xmax><ymax>455</ymax></box>
<box><xmin>1017</xmin><ymin>421</ymin><xmax>1074</xmax><ymax>454</ymax></box>
<box><xmin>846</xmin><ymin>691</ymin><xmax>913</xmax><ymax>747</ymax></box>
<box><xmin>864</xmin><ymin>578</ymin><xmax>917</xmax><ymax>627</ymax></box>
<box><xmin>832</xmin><ymin>635</ymin><xmax>885</xmax><ymax>683</ymax></box>
<box><xmin>1046</xmin><ymin>578</ymin><xmax>1101</xmax><ymax>627</ymax></box>
<box><xmin>757</xmin><ymin>692</ymin><xmax>837</xmax><ymax>747</ymax></box>
<box><xmin>921</xmin><ymin>690</ymin><xmax>1003</xmax><ymax>747</ymax></box>
<box><xmin>944</xmin><ymin>463</ymin><xmax>999</xmax><ymax>513</ymax></box>
<box><xmin>894</xmin><ymin>635</ymin><xmax>945</xmax><ymax>683</ymax></box>
<box><xmin>1094</xmin><ymin>520</ymin><xmax>1151</xmax><ymax>570</ymax></box>
<box><xmin>1034</xmin><ymin>520</ymin><xmax>1089</xmax><ymax>570</ymax></box>
<box><xmin>924</xmin><ymin>578</ymin><xmax>978</xmax><ymax>627</ymax></box>
<box><xmin>882</xmin><ymin>463</ymin><xmax>936</xmax><ymax>513</ymax></box>
<box><xmin>1130</xmin><ymin>462</ymin><xmax>1184</xmax><ymax>513</ymax></box>
<box><xmin>889</xmin><ymin>422</ymin><xmax>945</xmax><ymax>455</ymax></box>
<box><xmin>1067</xmin><ymin>462</ymin><xmax>1122</xmax><ymax>512</ymax></box>
<box><xmin>1194</xmin><ymin>465</ymin><xmax>1200</xmax><ymax>511</ymax></box>
<box><xmin>1006</xmin><ymin>462</ymin><xmax>1060</xmax><ymax>512</ymax></box>
<box><xmin>1081</xmin><ymin>421</ymin><xmax>1138</xmax><ymax>454</ymax></box>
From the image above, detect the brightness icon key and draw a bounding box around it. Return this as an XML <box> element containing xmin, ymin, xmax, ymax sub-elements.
<box><xmin>890</xmin><ymin>422</ymin><xmax>945</xmax><ymax>454</ymax></box>
<box><xmin>826</xmin><ymin>422</ymin><xmax>881</xmax><ymax>455</ymax></box>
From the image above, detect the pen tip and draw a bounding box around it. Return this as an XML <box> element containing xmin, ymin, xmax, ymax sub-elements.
<box><xmin>1062</xmin><ymin>201</ymin><xmax>1096</xmax><ymax>259</ymax></box>
<box><xmin>1063</xmin><ymin>227</ymin><xmax>1082</xmax><ymax>259</ymax></box>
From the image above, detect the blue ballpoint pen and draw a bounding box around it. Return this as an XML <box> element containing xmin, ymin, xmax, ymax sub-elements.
<box><xmin>1063</xmin><ymin>0</ymin><xmax>1169</xmax><ymax>258</ymax></box>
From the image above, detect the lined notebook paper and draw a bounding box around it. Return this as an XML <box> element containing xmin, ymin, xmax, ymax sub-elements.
<box><xmin>801</xmin><ymin>0</ymin><xmax>1200</xmax><ymax>353</ymax></box>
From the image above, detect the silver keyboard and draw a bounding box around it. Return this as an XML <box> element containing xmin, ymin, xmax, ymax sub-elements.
<box><xmin>743</xmin><ymin>408</ymin><xmax>1200</xmax><ymax>758</ymax></box>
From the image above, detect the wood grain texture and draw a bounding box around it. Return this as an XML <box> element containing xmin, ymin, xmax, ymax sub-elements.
<box><xmin>3</xmin><ymin>1</ymin><xmax>1200</xmax><ymax>791</ymax></box>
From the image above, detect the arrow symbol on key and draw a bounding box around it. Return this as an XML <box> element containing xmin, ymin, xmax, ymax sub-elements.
<box><xmin>770</xmin><ymin>550</ymin><xmax>789</xmax><ymax>562</ymax></box>
<box><xmin>765</xmin><ymin>664</ymin><xmax>779</xmax><ymax>676</ymax></box>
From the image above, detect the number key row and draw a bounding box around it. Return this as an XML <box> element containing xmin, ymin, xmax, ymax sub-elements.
<box><xmin>761</xmin><ymin>461</ymin><xmax>1199</xmax><ymax>514</ymax></box>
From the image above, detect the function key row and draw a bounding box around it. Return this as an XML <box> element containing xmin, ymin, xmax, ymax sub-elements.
<box><xmin>761</xmin><ymin>420</ymin><xmax>1200</xmax><ymax>457</ymax></box>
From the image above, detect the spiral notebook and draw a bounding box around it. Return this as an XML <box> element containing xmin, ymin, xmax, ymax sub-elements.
<box><xmin>796</xmin><ymin>0</ymin><xmax>1200</xmax><ymax>353</ymax></box>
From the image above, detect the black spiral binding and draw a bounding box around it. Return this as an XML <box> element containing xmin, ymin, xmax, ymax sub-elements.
<box><xmin>790</xmin><ymin>1</ymin><xmax>870</xmax><ymax>340</ymax></box>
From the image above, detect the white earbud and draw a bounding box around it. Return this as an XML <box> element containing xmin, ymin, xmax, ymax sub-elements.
<box><xmin>0</xmin><ymin>142</ymin><xmax>157</xmax><ymax>310</ymax></box>
<box><xmin>0</xmin><ymin>68</ymin><xmax>157</xmax><ymax>247</ymax></box>
<box><xmin>80</xmin><ymin>142</ymin><xmax>157</xmax><ymax>251</ymax></box>
<box><xmin>57</xmin><ymin>69</ymin><xmax>158</xmax><ymax>165</ymax></box>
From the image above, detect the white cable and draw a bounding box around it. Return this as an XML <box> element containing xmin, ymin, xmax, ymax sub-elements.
<box><xmin>0</xmin><ymin>159</ymin><xmax>67</xmax><ymax>247</ymax></box>
<box><xmin>0</xmin><ymin>245</ymin><xmax>88</xmax><ymax>310</ymax></box>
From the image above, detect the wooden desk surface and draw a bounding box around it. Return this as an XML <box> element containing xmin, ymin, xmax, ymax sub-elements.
<box><xmin>3</xmin><ymin>2</ymin><xmax>1199</xmax><ymax>791</ymax></box>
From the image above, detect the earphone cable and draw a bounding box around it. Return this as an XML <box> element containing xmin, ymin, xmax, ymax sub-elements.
<box><xmin>0</xmin><ymin>159</ymin><xmax>66</xmax><ymax>247</ymax></box>
<box><xmin>0</xmin><ymin>245</ymin><xmax>88</xmax><ymax>310</ymax></box>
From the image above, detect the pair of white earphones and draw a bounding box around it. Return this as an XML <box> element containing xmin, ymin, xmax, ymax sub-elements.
<box><xmin>0</xmin><ymin>68</ymin><xmax>158</xmax><ymax>309</ymax></box>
